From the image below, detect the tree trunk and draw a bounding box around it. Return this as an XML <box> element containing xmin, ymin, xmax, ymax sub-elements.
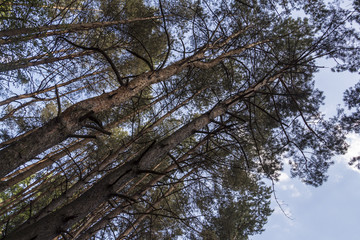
<box><xmin>0</xmin><ymin>50</ymin><xmax>94</xmax><ymax>72</ymax></box>
<box><xmin>0</xmin><ymin>49</ymin><xmax>204</xmax><ymax>178</ymax></box>
<box><xmin>3</xmin><ymin>68</ymin><xmax>284</xmax><ymax>240</ymax></box>
<box><xmin>23</xmin><ymin>88</ymin><xmax>203</xmax><ymax>223</ymax></box>
<box><xmin>0</xmin><ymin>16</ymin><xmax>164</xmax><ymax>43</ymax></box>
<box><xmin>0</xmin><ymin>39</ymin><xmax>266</xmax><ymax>179</ymax></box>
<box><xmin>75</xmin><ymin>138</ymin><xmax>207</xmax><ymax>240</ymax></box>
<box><xmin>0</xmin><ymin>86</ymin><xmax>179</xmax><ymax>191</ymax></box>
<box><xmin>116</xmin><ymin>169</ymin><xmax>194</xmax><ymax>240</ymax></box>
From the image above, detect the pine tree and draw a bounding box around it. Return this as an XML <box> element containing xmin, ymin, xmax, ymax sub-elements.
<box><xmin>0</xmin><ymin>0</ymin><xmax>355</xmax><ymax>239</ymax></box>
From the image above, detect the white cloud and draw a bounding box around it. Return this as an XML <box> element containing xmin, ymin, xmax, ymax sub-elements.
<box><xmin>276</xmin><ymin>173</ymin><xmax>302</xmax><ymax>198</ymax></box>
<box><xmin>344</xmin><ymin>133</ymin><xmax>360</xmax><ymax>158</ymax></box>
<box><xmin>278</xmin><ymin>172</ymin><xmax>290</xmax><ymax>183</ymax></box>
<box><xmin>337</xmin><ymin>133</ymin><xmax>360</xmax><ymax>173</ymax></box>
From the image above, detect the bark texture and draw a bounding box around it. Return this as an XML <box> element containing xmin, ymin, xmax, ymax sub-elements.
<box><xmin>4</xmin><ymin>69</ymin><xmax>283</xmax><ymax>240</ymax></box>
<box><xmin>0</xmin><ymin>39</ymin><xmax>267</xmax><ymax>178</ymax></box>
<box><xmin>0</xmin><ymin>16</ymin><xmax>164</xmax><ymax>42</ymax></box>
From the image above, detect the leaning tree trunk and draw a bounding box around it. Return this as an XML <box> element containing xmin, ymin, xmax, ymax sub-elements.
<box><xmin>0</xmin><ymin>85</ymin><xmax>177</xmax><ymax>192</ymax></box>
<box><xmin>0</xmin><ymin>38</ymin><xmax>265</xmax><ymax>178</ymax></box>
<box><xmin>0</xmin><ymin>50</ymin><xmax>94</xmax><ymax>72</ymax></box>
<box><xmin>75</xmin><ymin>138</ymin><xmax>207</xmax><ymax>240</ymax></box>
<box><xmin>0</xmin><ymin>16</ymin><xmax>164</xmax><ymax>44</ymax></box>
<box><xmin>3</xmin><ymin>66</ymin><xmax>285</xmax><ymax>240</ymax></box>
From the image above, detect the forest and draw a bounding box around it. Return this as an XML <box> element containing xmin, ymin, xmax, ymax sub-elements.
<box><xmin>0</xmin><ymin>0</ymin><xmax>360</xmax><ymax>239</ymax></box>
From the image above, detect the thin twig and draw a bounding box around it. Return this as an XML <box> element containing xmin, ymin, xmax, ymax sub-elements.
<box><xmin>60</xmin><ymin>37</ymin><xmax>125</xmax><ymax>86</ymax></box>
<box><xmin>55</xmin><ymin>84</ymin><xmax>61</xmax><ymax>117</ymax></box>
<box><xmin>157</xmin><ymin>0</ymin><xmax>172</xmax><ymax>70</ymax></box>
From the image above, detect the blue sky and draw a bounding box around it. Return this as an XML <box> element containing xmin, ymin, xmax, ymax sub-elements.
<box><xmin>252</xmin><ymin>59</ymin><xmax>360</xmax><ymax>240</ymax></box>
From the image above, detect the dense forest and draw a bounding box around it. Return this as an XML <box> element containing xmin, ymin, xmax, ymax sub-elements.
<box><xmin>0</xmin><ymin>0</ymin><xmax>359</xmax><ymax>239</ymax></box>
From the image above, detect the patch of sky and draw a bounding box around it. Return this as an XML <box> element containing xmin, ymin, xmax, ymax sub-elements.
<box><xmin>253</xmin><ymin>37</ymin><xmax>360</xmax><ymax>240</ymax></box>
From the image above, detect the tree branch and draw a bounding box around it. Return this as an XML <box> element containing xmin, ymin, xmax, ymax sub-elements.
<box><xmin>60</xmin><ymin>37</ymin><xmax>125</xmax><ymax>86</ymax></box>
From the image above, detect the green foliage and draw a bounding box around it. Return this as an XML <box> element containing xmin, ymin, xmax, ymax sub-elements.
<box><xmin>0</xmin><ymin>0</ymin><xmax>357</xmax><ymax>239</ymax></box>
<box><xmin>0</xmin><ymin>0</ymin><xmax>13</xmax><ymax>19</ymax></box>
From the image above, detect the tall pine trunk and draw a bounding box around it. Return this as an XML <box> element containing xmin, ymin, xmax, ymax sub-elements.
<box><xmin>4</xmin><ymin>67</ymin><xmax>284</xmax><ymax>240</ymax></box>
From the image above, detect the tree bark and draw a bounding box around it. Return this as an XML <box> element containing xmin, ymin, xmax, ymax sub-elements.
<box><xmin>0</xmin><ymin>50</ymin><xmax>94</xmax><ymax>72</ymax></box>
<box><xmin>0</xmin><ymin>39</ymin><xmax>268</xmax><ymax>179</ymax></box>
<box><xmin>75</xmin><ymin>138</ymin><xmax>208</xmax><ymax>240</ymax></box>
<box><xmin>3</xmin><ymin>68</ymin><xmax>284</xmax><ymax>240</ymax></box>
<box><xmin>22</xmin><ymin>88</ymin><xmax>203</xmax><ymax>224</ymax></box>
<box><xmin>0</xmin><ymin>48</ymin><xmax>204</xmax><ymax>178</ymax></box>
<box><xmin>0</xmin><ymin>140</ymin><xmax>85</xmax><ymax>192</ymax></box>
<box><xmin>116</xmin><ymin>169</ymin><xmax>194</xmax><ymax>240</ymax></box>
<box><xmin>0</xmin><ymin>16</ymin><xmax>164</xmax><ymax>42</ymax></box>
<box><xmin>0</xmin><ymin>86</ymin><xmax>179</xmax><ymax>191</ymax></box>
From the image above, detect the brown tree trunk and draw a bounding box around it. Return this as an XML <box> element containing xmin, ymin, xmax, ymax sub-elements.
<box><xmin>0</xmin><ymin>46</ymin><xmax>207</xmax><ymax>178</ymax></box>
<box><xmin>0</xmin><ymin>38</ymin><xmax>267</xmax><ymax>179</ymax></box>
<box><xmin>75</xmin><ymin>138</ymin><xmax>208</xmax><ymax>240</ymax></box>
<box><xmin>116</xmin><ymin>169</ymin><xmax>195</xmax><ymax>240</ymax></box>
<box><xmin>0</xmin><ymin>16</ymin><xmax>164</xmax><ymax>43</ymax></box>
<box><xmin>0</xmin><ymin>140</ymin><xmax>85</xmax><ymax>192</ymax></box>
<box><xmin>0</xmin><ymin>50</ymin><xmax>94</xmax><ymax>72</ymax></box>
<box><xmin>0</xmin><ymin>86</ymin><xmax>179</xmax><ymax>191</ymax></box>
<box><xmin>23</xmin><ymin>88</ymin><xmax>204</xmax><ymax>223</ymax></box>
<box><xmin>3</xmin><ymin>68</ymin><xmax>283</xmax><ymax>240</ymax></box>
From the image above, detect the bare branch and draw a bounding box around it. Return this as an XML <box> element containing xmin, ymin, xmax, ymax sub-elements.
<box><xmin>60</xmin><ymin>37</ymin><xmax>125</xmax><ymax>86</ymax></box>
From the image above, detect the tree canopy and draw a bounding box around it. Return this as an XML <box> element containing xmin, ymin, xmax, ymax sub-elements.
<box><xmin>0</xmin><ymin>0</ymin><xmax>358</xmax><ymax>239</ymax></box>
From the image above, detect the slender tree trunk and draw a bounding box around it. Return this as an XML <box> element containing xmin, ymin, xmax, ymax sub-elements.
<box><xmin>75</xmin><ymin>138</ymin><xmax>208</xmax><ymax>240</ymax></box>
<box><xmin>0</xmin><ymin>16</ymin><xmax>164</xmax><ymax>43</ymax></box>
<box><xmin>0</xmin><ymin>50</ymin><xmax>94</xmax><ymax>72</ymax></box>
<box><xmin>0</xmin><ymin>155</ymin><xmax>87</xmax><ymax>226</ymax></box>
<box><xmin>116</xmin><ymin>169</ymin><xmax>194</xmax><ymax>240</ymax></box>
